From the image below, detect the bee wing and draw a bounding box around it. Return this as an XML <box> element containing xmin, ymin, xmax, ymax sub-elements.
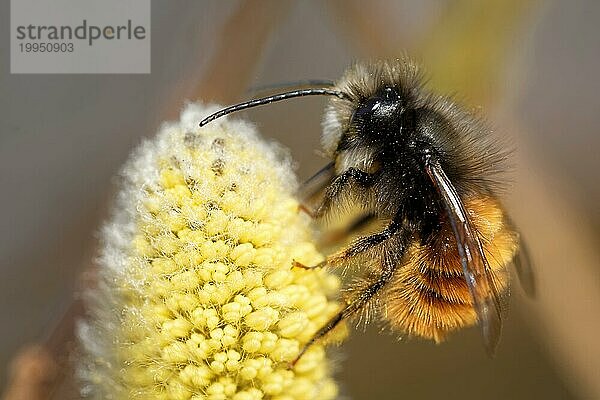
<box><xmin>425</xmin><ymin>159</ymin><xmax>504</xmax><ymax>356</ymax></box>
<box><xmin>512</xmin><ymin>234</ymin><xmax>536</xmax><ymax>297</ymax></box>
<box><xmin>501</xmin><ymin>216</ymin><xmax>535</xmax><ymax>297</ymax></box>
<box><xmin>297</xmin><ymin>161</ymin><xmax>335</xmax><ymax>203</ymax></box>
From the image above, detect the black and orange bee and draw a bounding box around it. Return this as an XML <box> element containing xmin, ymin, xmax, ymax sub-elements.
<box><xmin>200</xmin><ymin>56</ymin><xmax>535</xmax><ymax>363</ymax></box>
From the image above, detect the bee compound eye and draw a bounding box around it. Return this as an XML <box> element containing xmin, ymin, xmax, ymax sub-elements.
<box><xmin>352</xmin><ymin>89</ymin><xmax>403</xmax><ymax>130</ymax></box>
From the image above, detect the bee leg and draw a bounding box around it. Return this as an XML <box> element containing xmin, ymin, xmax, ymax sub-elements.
<box><xmin>291</xmin><ymin>169</ymin><xmax>378</xmax><ymax>269</ymax></box>
<box><xmin>290</xmin><ymin>253</ymin><xmax>398</xmax><ymax>367</ymax></box>
<box><xmin>296</xmin><ymin>162</ymin><xmax>336</xmax><ymax>218</ymax></box>
<box><xmin>312</xmin><ymin>168</ymin><xmax>374</xmax><ymax>219</ymax></box>
<box><xmin>320</xmin><ymin>212</ymin><xmax>376</xmax><ymax>247</ymax></box>
<box><xmin>326</xmin><ymin>219</ymin><xmax>401</xmax><ymax>264</ymax></box>
<box><xmin>293</xmin><ymin>217</ymin><xmax>401</xmax><ymax>270</ymax></box>
<box><xmin>291</xmin><ymin>259</ymin><xmax>326</xmax><ymax>270</ymax></box>
<box><xmin>297</xmin><ymin>203</ymin><xmax>316</xmax><ymax>218</ymax></box>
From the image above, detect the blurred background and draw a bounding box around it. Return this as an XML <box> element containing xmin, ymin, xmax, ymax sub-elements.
<box><xmin>1</xmin><ymin>1</ymin><xmax>599</xmax><ymax>399</ymax></box>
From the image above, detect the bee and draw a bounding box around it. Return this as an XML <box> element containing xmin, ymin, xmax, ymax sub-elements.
<box><xmin>199</xmin><ymin>56</ymin><xmax>535</xmax><ymax>363</ymax></box>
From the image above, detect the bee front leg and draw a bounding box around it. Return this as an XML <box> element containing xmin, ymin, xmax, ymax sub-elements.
<box><xmin>293</xmin><ymin>168</ymin><xmax>376</xmax><ymax>269</ymax></box>
<box><xmin>297</xmin><ymin>162</ymin><xmax>336</xmax><ymax>218</ymax></box>
<box><xmin>326</xmin><ymin>218</ymin><xmax>401</xmax><ymax>264</ymax></box>
<box><xmin>293</xmin><ymin>215</ymin><xmax>401</xmax><ymax>270</ymax></box>
<box><xmin>320</xmin><ymin>212</ymin><xmax>376</xmax><ymax>246</ymax></box>
<box><xmin>311</xmin><ymin>167</ymin><xmax>374</xmax><ymax>219</ymax></box>
<box><xmin>290</xmin><ymin>250</ymin><xmax>401</xmax><ymax>366</ymax></box>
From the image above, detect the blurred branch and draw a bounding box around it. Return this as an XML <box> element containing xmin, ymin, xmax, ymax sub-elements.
<box><xmin>417</xmin><ymin>0</ymin><xmax>539</xmax><ymax>105</ymax></box>
<box><xmin>192</xmin><ymin>0</ymin><xmax>293</xmax><ymax>104</ymax></box>
<box><xmin>161</xmin><ymin>0</ymin><xmax>292</xmax><ymax>120</ymax></box>
<box><xmin>326</xmin><ymin>0</ymin><xmax>410</xmax><ymax>58</ymax></box>
<box><xmin>328</xmin><ymin>0</ymin><xmax>538</xmax><ymax>106</ymax></box>
<box><xmin>1</xmin><ymin>291</ymin><xmax>87</xmax><ymax>399</ymax></box>
<box><xmin>2</xmin><ymin>346</ymin><xmax>58</xmax><ymax>400</ymax></box>
<box><xmin>511</xmin><ymin>139</ymin><xmax>600</xmax><ymax>400</ymax></box>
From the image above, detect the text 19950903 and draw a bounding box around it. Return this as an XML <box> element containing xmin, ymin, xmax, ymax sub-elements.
<box><xmin>19</xmin><ymin>42</ymin><xmax>74</xmax><ymax>53</ymax></box>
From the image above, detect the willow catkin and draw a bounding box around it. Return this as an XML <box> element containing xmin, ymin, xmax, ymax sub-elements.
<box><xmin>77</xmin><ymin>103</ymin><xmax>346</xmax><ymax>400</ymax></box>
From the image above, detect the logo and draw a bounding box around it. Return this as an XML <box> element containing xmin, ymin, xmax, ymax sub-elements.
<box><xmin>11</xmin><ymin>0</ymin><xmax>151</xmax><ymax>74</ymax></box>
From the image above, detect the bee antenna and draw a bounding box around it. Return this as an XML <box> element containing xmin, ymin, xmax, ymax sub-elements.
<box><xmin>199</xmin><ymin>88</ymin><xmax>346</xmax><ymax>127</ymax></box>
<box><xmin>248</xmin><ymin>79</ymin><xmax>336</xmax><ymax>95</ymax></box>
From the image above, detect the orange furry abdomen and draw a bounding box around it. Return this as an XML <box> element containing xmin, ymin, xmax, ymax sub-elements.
<box><xmin>384</xmin><ymin>196</ymin><xmax>518</xmax><ymax>342</ymax></box>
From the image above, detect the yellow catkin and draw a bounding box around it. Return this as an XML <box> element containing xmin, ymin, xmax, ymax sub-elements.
<box><xmin>78</xmin><ymin>103</ymin><xmax>347</xmax><ymax>400</ymax></box>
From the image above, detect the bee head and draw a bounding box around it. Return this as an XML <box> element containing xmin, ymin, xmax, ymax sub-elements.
<box><xmin>321</xmin><ymin>86</ymin><xmax>408</xmax><ymax>158</ymax></box>
<box><xmin>351</xmin><ymin>87</ymin><xmax>404</xmax><ymax>136</ymax></box>
<box><xmin>321</xmin><ymin>59</ymin><xmax>421</xmax><ymax>158</ymax></box>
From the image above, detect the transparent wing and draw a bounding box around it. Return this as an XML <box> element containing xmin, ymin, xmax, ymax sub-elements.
<box><xmin>512</xmin><ymin>234</ymin><xmax>536</xmax><ymax>297</ymax></box>
<box><xmin>425</xmin><ymin>158</ymin><xmax>504</xmax><ymax>356</ymax></box>
<box><xmin>297</xmin><ymin>161</ymin><xmax>336</xmax><ymax>203</ymax></box>
<box><xmin>502</xmin><ymin>216</ymin><xmax>535</xmax><ymax>297</ymax></box>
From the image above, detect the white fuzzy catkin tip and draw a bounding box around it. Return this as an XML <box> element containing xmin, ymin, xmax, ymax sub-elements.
<box><xmin>77</xmin><ymin>103</ymin><xmax>347</xmax><ymax>400</ymax></box>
